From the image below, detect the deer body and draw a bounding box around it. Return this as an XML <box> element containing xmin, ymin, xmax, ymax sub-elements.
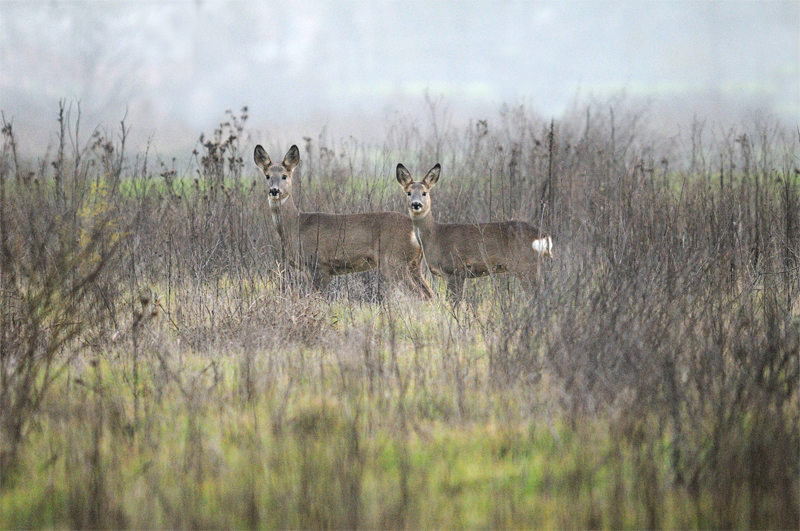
<box><xmin>397</xmin><ymin>163</ymin><xmax>552</xmax><ymax>304</ymax></box>
<box><xmin>255</xmin><ymin>145</ymin><xmax>432</xmax><ymax>297</ymax></box>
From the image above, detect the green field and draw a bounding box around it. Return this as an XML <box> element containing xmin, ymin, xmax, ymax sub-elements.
<box><xmin>1</xmin><ymin>103</ymin><xmax>798</xmax><ymax>529</ymax></box>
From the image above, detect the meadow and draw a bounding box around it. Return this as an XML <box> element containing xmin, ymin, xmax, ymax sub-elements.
<box><xmin>0</xmin><ymin>99</ymin><xmax>798</xmax><ymax>529</ymax></box>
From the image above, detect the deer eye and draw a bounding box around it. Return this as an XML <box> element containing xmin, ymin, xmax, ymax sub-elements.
<box><xmin>407</xmin><ymin>191</ymin><xmax>411</xmax><ymax>196</ymax></box>
<box><xmin>281</xmin><ymin>175</ymin><xmax>287</xmax><ymax>180</ymax></box>
<box><xmin>422</xmin><ymin>192</ymin><xmax>427</xmax><ymax>196</ymax></box>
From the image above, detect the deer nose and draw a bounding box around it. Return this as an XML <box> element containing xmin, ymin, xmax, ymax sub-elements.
<box><xmin>269</xmin><ymin>187</ymin><xmax>280</xmax><ymax>197</ymax></box>
<box><xmin>411</xmin><ymin>201</ymin><xmax>423</xmax><ymax>211</ymax></box>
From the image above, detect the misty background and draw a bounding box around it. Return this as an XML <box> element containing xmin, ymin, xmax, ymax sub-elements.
<box><xmin>1</xmin><ymin>0</ymin><xmax>798</xmax><ymax>159</ymax></box>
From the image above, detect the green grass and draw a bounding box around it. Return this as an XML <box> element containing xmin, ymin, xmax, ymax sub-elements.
<box><xmin>2</xmin><ymin>102</ymin><xmax>797</xmax><ymax>529</ymax></box>
<box><xmin>1</xmin><ymin>286</ymin><xmax>794</xmax><ymax>529</ymax></box>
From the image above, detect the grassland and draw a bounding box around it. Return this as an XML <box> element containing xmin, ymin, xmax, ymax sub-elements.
<box><xmin>1</xmin><ymin>101</ymin><xmax>798</xmax><ymax>529</ymax></box>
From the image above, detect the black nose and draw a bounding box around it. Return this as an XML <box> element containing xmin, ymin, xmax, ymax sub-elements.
<box><xmin>269</xmin><ymin>188</ymin><xmax>280</xmax><ymax>197</ymax></box>
<box><xmin>411</xmin><ymin>201</ymin><xmax>422</xmax><ymax>210</ymax></box>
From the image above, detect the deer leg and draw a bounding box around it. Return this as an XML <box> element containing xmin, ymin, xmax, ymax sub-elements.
<box><xmin>380</xmin><ymin>255</ymin><xmax>433</xmax><ymax>300</ymax></box>
<box><xmin>446</xmin><ymin>274</ymin><xmax>466</xmax><ymax>307</ymax></box>
<box><xmin>407</xmin><ymin>257</ymin><xmax>434</xmax><ymax>299</ymax></box>
<box><xmin>377</xmin><ymin>257</ymin><xmax>402</xmax><ymax>298</ymax></box>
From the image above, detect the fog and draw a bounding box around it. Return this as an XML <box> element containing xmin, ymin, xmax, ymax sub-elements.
<box><xmin>1</xmin><ymin>0</ymin><xmax>797</xmax><ymax>158</ymax></box>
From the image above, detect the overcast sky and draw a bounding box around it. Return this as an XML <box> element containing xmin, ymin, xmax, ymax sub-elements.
<box><xmin>1</xmin><ymin>0</ymin><xmax>798</xmax><ymax>157</ymax></box>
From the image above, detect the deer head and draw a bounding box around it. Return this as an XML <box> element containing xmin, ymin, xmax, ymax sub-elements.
<box><xmin>396</xmin><ymin>163</ymin><xmax>441</xmax><ymax>220</ymax></box>
<box><xmin>254</xmin><ymin>144</ymin><xmax>300</xmax><ymax>207</ymax></box>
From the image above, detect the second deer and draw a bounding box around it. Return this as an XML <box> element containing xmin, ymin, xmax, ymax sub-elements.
<box><xmin>396</xmin><ymin>163</ymin><xmax>552</xmax><ymax>305</ymax></box>
<box><xmin>255</xmin><ymin>145</ymin><xmax>433</xmax><ymax>298</ymax></box>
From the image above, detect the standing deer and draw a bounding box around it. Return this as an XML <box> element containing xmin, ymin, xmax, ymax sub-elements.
<box><xmin>396</xmin><ymin>163</ymin><xmax>552</xmax><ymax>305</ymax></box>
<box><xmin>254</xmin><ymin>145</ymin><xmax>433</xmax><ymax>298</ymax></box>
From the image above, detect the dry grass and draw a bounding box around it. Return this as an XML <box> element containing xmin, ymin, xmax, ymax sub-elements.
<box><xmin>0</xmin><ymin>99</ymin><xmax>798</xmax><ymax>529</ymax></box>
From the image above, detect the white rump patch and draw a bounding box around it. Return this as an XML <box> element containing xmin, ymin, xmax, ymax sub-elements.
<box><xmin>532</xmin><ymin>236</ymin><xmax>552</xmax><ymax>257</ymax></box>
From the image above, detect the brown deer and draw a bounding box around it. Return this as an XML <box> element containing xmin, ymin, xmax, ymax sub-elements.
<box><xmin>396</xmin><ymin>162</ymin><xmax>552</xmax><ymax>305</ymax></box>
<box><xmin>254</xmin><ymin>145</ymin><xmax>433</xmax><ymax>298</ymax></box>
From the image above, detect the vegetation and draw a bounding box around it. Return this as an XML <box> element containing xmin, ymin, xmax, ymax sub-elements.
<box><xmin>0</xmin><ymin>98</ymin><xmax>798</xmax><ymax>529</ymax></box>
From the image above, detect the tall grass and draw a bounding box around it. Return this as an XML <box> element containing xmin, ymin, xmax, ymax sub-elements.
<box><xmin>0</xmin><ymin>98</ymin><xmax>797</xmax><ymax>529</ymax></box>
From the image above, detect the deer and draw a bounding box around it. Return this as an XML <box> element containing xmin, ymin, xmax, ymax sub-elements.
<box><xmin>254</xmin><ymin>145</ymin><xmax>434</xmax><ymax>298</ymax></box>
<box><xmin>396</xmin><ymin>162</ymin><xmax>552</xmax><ymax>305</ymax></box>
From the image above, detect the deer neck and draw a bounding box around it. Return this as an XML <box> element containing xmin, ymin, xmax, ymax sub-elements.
<box><xmin>411</xmin><ymin>210</ymin><xmax>437</xmax><ymax>252</ymax></box>
<box><xmin>269</xmin><ymin>194</ymin><xmax>301</xmax><ymax>260</ymax></box>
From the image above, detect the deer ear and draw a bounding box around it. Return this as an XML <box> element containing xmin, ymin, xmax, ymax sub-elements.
<box><xmin>396</xmin><ymin>163</ymin><xmax>413</xmax><ymax>187</ymax></box>
<box><xmin>423</xmin><ymin>164</ymin><xmax>441</xmax><ymax>188</ymax></box>
<box><xmin>283</xmin><ymin>145</ymin><xmax>300</xmax><ymax>171</ymax></box>
<box><xmin>254</xmin><ymin>145</ymin><xmax>271</xmax><ymax>170</ymax></box>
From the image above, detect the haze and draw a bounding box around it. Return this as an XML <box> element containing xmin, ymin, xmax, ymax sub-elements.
<box><xmin>1</xmin><ymin>0</ymin><xmax>797</xmax><ymax>158</ymax></box>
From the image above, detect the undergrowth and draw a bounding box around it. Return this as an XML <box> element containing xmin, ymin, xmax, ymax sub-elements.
<box><xmin>0</xmin><ymin>99</ymin><xmax>798</xmax><ymax>529</ymax></box>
